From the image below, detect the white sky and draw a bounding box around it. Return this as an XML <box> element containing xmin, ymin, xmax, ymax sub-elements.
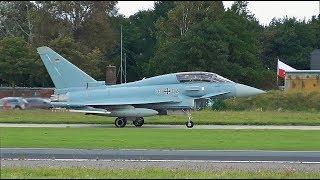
<box><xmin>116</xmin><ymin>1</ymin><xmax>320</xmax><ymax>25</ymax></box>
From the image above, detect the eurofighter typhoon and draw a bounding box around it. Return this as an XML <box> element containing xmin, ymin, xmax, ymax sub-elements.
<box><xmin>37</xmin><ymin>46</ymin><xmax>265</xmax><ymax>128</ymax></box>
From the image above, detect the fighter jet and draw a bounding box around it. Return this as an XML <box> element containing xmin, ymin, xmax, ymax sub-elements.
<box><xmin>37</xmin><ymin>46</ymin><xmax>265</xmax><ymax>128</ymax></box>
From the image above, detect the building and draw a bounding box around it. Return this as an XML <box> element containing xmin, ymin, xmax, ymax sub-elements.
<box><xmin>279</xmin><ymin>49</ymin><xmax>320</xmax><ymax>91</ymax></box>
<box><xmin>285</xmin><ymin>70</ymin><xmax>320</xmax><ymax>91</ymax></box>
<box><xmin>0</xmin><ymin>87</ymin><xmax>54</xmax><ymax>99</ymax></box>
<box><xmin>311</xmin><ymin>49</ymin><xmax>320</xmax><ymax>70</ymax></box>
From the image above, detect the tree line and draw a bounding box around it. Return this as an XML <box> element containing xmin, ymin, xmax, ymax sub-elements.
<box><xmin>0</xmin><ymin>1</ymin><xmax>319</xmax><ymax>89</ymax></box>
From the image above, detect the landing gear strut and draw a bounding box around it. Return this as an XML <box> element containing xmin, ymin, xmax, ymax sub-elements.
<box><xmin>183</xmin><ymin>109</ymin><xmax>194</xmax><ymax>128</ymax></box>
<box><xmin>115</xmin><ymin>117</ymin><xmax>127</xmax><ymax>128</ymax></box>
<box><xmin>133</xmin><ymin>117</ymin><xmax>144</xmax><ymax>127</ymax></box>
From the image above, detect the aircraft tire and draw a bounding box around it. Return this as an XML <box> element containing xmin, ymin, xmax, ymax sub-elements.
<box><xmin>186</xmin><ymin>121</ymin><xmax>194</xmax><ymax>128</ymax></box>
<box><xmin>115</xmin><ymin>117</ymin><xmax>127</xmax><ymax>128</ymax></box>
<box><xmin>133</xmin><ymin>117</ymin><xmax>144</xmax><ymax>127</ymax></box>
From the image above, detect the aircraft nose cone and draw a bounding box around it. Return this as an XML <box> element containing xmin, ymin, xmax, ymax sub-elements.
<box><xmin>235</xmin><ymin>83</ymin><xmax>265</xmax><ymax>97</ymax></box>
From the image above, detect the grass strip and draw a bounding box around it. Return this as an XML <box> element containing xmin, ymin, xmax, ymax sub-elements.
<box><xmin>1</xmin><ymin>167</ymin><xmax>320</xmax><ymax>179</ymax></box>
<box><xmin>223</xmin><ymin>90</ymin><xmax>320</xmax><ymax>112</ymax></box>
<box><xmin>1</xmin><ymin>109</ymin><xmax>320</xmax><ymax>126</ymax></box>
<box><xmin>1</xmin><ymin>128</ymin><xmax>320</xmax><ymax>150</ymax></box>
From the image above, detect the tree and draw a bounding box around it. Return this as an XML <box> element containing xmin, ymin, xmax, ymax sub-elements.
<box><xmin>32</xmin><ymin>1</ymin><xmax>118</xmax><ymax>82</ymax></box>
<box><xmin>31</xmin><ymin>1</ymin><xmax>72</xmax><ymax>47</ymax></box>
<box><xmin>262</xmin><ymin>17</ymin><xmax>317</xmax><ymax>70</ymax></box>
<box><xmin>108</xmin><ymin>1</ymin><xmax>177</xmax><ymax>82</ymax></box>
<box><xmin>154</xmin><ymin>1</ymin><xmax>176</xmax><ymax>19</ymax></box>
<box><xmin>149</xmin><ymin>1</ymin><xmax>273</xmax><ymax>88</ymax></box>
<box><xmin>0</xmin><ymin>1</ymin><xmax>37</xmax><ymax>45</ymax></box>
<box><xmin>155</xmin><ymin>1</ymin><xmax>225</xmax><ymax>41</ymax></box>
<box><xmin>230</xmin><ymin>1</ymin><xmax>256</xmax><ymax>21</ymax></box>
<box><xmin>0</xmin><ymin>37</ymin><xmax>44</xmax><ymax>86</ymax></box>
<box><xmin>310</xmin><ymin>15</ymin><xmax>320</xmax><ymax>49</ymax></box>
<box><xmin>48</xmin><ymin>37</ymin><xmax>101</xmax><ymax>79</ymax></box>
<box><xmin>0</xmin><ymin>1</ymin><xmax>317</xmax><ymax>90</ymax></box>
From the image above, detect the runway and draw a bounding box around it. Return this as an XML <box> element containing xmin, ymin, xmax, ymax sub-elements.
<box><xmin>2</xmin><ymin>148</ymin><xmax>320</xmax><ymax>162</ymax></box>
<box><xmin>1</xmin><ymin>123</ymin><xmax>320</xmax><ymax>130</ymax></box>
<box><xmin>2</xmin><ymin>125</ymin><xmax>320</xmax><ymax>171</ymax></box>
<box><xmin>2</xmin><ymin>148</ymin><xmax>320</xmax><ymax>171</ymax></box>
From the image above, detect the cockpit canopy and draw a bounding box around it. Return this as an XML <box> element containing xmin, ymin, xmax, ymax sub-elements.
<box><xmin>176</xmin><ymin>72</ymin><xmax>233</xmax><ymax>83</ymax></box>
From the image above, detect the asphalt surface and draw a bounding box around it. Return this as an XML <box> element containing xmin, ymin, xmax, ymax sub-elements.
<box><xmin>1</xmin><ymin>123</ymin><xmax>320</xmax><ymax>130</ymax></box>
<box><xmin>1</xmin><ymin>148</ymin><xmax>320</xmax><ymax>162</ymax></box>
<box><xmin>2</xmin><ymin>149</ymin><xmax>320</xmax><ymax>172</ymax></box>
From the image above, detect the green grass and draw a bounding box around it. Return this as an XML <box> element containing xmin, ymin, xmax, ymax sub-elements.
<box><xmin>222</xmin><ymin>90</ymin><xmax>320</xmax><ymax>112</ymax></box>
<box><xmin>1</xmin><ymin>109</ymin><xmax>320</xmax><ymax>126</ymax></box>
<box><xmin>1</xmin><ymin>128</ymin><xmax>320</xmax><ymax>150</ymax></box>
<box><xmin>1</xmin><ymin>167</ymin><xmax>320</xmax><ymax>179</ymax></box>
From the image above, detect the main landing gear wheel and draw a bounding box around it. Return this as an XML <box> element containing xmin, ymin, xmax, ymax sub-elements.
<box><xmin>186</xmin><ymin>121</ymin><xmax>194</xmax><ymax>128</ymax></box>
<box><xmin>115</xmin><ymin>117</ymin><xmax>127</xmax><ymax>128</ymax></box>
<box><xmin>133</xmin><ymin>117</ymin><xmax>144</xmax><ymax>127</ymax></box>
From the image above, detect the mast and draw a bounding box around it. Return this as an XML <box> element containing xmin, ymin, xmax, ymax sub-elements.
<box><xmin>124</xmin><ymin>53</ymin><xmax>127</xmax><ymax>83</ymax></box>
<box><xmin>120</xmin><ymin>25</ymin><xmax>123</xmax><ymax>84</ymax></box>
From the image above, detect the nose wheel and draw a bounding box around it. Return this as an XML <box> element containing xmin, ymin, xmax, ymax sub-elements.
<box><xmin>133</xmin><ymin>117</ymin><xmax>144</xmax><ymax>127</ymax></box>
<box><xmin>115</xmin><ymin>117</ymin><xmax>127</xmax><ymax>128</ymax></box>
<box><xmin>186</xmin><ymin>120</ymin><xmax>194</xmax><ymax>128</ymax></box>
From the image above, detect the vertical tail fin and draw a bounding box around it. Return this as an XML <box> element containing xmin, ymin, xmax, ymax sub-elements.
<box><xmin>37</xmin><ymin>46</ymin><xmax>97</xmax><ymax>89</ymax></box>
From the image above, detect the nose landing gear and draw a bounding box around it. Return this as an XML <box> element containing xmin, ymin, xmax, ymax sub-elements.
<box><xmin>183</xmin><ymin>109</ymin><xmax>194</xmax><ymax>128</ymax></box>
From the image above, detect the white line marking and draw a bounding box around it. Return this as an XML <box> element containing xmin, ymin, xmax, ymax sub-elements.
<box><xmin>2</xmin><ymin>148</ymin><xmax>320</xmax><ymax>153</ymax></box>
<box><xmin>2</xmin><ymin>158</ymin><xmax>320</xmax><ymax>164</ymax></box>
<box><xmin>1</xmin><ymin>123</ymin><xmax>320</xmax><ymax>130</ymax></box>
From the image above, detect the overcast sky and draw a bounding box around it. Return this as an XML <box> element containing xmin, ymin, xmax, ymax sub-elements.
<box><xmin>116</xmin><ymin>1</ymin><xmax>320</xmax><ymax>25</ymax></box>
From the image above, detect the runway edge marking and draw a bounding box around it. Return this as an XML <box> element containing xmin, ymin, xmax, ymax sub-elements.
<box><xmin>2</xmin><ymin>158</ymin><xmax>320</xmax><ymax>164</ymax></box>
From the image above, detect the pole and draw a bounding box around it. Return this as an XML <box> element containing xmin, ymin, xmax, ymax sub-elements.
<box><xmin>277</xmin><ymin>73</ymin><xmax>279</xmax><ymax>88</ymax></box>
<box><xmin>276</xmin><ymin>58</ymin><xmax>279</xmax><ymax>88</ymax></box>
<box><xmin>124</xmin><ymin>53</ymin><xmax>127</xmax><ymax>83</ymax></box>
<box><xmin>120</xmin><ymin>25</ymin><xmax>123</xmax><ymax>84</ymax></box>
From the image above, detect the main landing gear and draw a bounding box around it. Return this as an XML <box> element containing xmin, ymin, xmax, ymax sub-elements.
<box><xmin>133</xmin><ymin>117</ymin><xmax>144</xmax><ymax>127</ymax></box>
<box><xmin>115</xmin><ymin>117</ymin><xmax>127</xmax><ymax>128</ymax></box>
<box><xmin>183</xmin><ymin>109</ymin><xmax>194</xmax><ymax>128</ymax></box>
<box><xmin>114</xmin><ymin>117</ymin><xmax>144</xmax><ymax>128</ymax></box>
